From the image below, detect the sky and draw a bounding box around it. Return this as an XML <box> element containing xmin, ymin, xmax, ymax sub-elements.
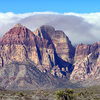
<box><xmin>0</xmin><ymin>0</ymin><xmax>100</xmax><ymax>44</ymax></box>
<box><xmin>0</xmin><ymin>0</ymin><xmax>100</xmax><ymax>13</ymax></box>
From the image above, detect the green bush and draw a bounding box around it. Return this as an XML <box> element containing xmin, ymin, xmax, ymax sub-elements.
<box><xmin>78</xmin><ymin>90</ymin><xmax>93</xmax><ymax>97</ymax></box>
<box><xmin>55</xmin><ymin>89</ymin><xmax>74</xmax><ymax>100</ymax></box>
<box><xmin>56</xmin><ymin>90</ymin><xmax>65</xmax><ymax>99</ymax></box>
<box><xmin>18</xmin><ymin>92</ymin><xmax>24</xmax><ymax>97</ymax></box>
<box><xmin>78</xmin><ymin>92</ymin><xmax>84</xmax><ymax>97</ymax></box>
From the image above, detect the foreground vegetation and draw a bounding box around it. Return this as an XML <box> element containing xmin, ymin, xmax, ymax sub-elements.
<box><xmin>0</xmin><ymin>86</ymin><xmax>100</xmax><ymax>100</ymax></box>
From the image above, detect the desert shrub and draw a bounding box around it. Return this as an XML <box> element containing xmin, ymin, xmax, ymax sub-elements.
<box><xmin>56</xmin><ymin>90</ymin><xmax>65</xmax><ymax>99</ymax></box>
<box><xmin>78</xmin><ymin>92</ymin><xmax>85</xmax><ymax>97</ymax></box>
<box><xmin>18</xmin><ymin>91</ymin><xmax>24</xmax><ymax>97</ymax></box>
<box><xmin>43</xmin><ymin>92</ymin><xmax>50</xmax><ymax>97</ymax></box>
<box><xmin>78</xmin><ymin>90</ymin><xmax>94</xmax><ymax>98</ymax></box>
<box><xmin>55</xmin><ymin>89</ymin><xmax>74</xmax><ymax>100</ymax></box>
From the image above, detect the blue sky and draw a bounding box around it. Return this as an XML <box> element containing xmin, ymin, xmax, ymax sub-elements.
<box><xmin>0</xmin><ymin>0</ymin><xmax>100</xmax><ymax>44</ymax></box>
<box><xmin>0</xmin><ymin>0</ymin><xmax>100</xmax><ymax>13</ymax></box>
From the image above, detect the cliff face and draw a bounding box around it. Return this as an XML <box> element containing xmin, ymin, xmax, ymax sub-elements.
<box><xmin>0</xmin><ymin>24</ymin><xmax>100</xmax><ymax>89</ymax></box>
<box><xmin>34</xmin><ymin>25</ymin><xmax>75</xmax><ymax>63</ymax></box>
<box><xmin>34</xmin><ymin>25</ymin><xmax>75</xmax><ymax>77</ymax></box>
<box><xmin>70</xmin><ymin>42</ymin><xmax>100</xmax><ymax>82</ymax></box>
<box><xmin>0</xmin><ymin>24</ymin><xmax>54</xmax><ymax>66</ymax></box>
<box><xmin>0</xmin><ymin>24</ymin><xmax>75</xmax><ymax>89</ymax></box>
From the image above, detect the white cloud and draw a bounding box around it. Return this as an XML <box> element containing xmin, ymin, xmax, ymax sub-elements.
<box><xmin>0</xmin><ymin>12</ymin><xmax>60</xmax><ymax>23</ymax></box>
<box><xmin>64</xmin><ymin>12</ymin><xmax>100</xmax><ymax>26</ymax></box>
<box><xmin>0</xmin><ymin>12</ymin><xmax>100</xmax><ymax>44</ymax></box>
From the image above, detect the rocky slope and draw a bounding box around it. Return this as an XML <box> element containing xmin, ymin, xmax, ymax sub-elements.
<box><xmin>0</xmin><ymin>23</ymin><xmax>100</xmax><ymax>89</ymax></box>
<box><xmin>70</xmin><ymin>42</ymin><xmax>100</xmax><ymax>83</ymax></box>
<box><xmin>34</xmin><ymin>25</ymin><xmax>75</xmax><ymax>63</ymax></box>
<box><xmin>0</xmin><ymin>24</ymin><xmax>75</xmax><ymax>89</ymax></box>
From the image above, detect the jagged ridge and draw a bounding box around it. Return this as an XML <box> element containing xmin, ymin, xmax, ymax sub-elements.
<box><xmin>0</xmin><ymin>23</ymin><xmax>100</xmax><ymax>89</ymax></box>
<box><xmin>0</xmin><ymin>24</ymin><xmax>75</xmax><ymax>89</ymax></box>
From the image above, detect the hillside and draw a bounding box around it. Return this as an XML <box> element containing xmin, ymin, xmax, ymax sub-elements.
<box><xmin>0</xmin><ymin>24</ymin><xmax>99</xmax><ymax>89</ymax></box>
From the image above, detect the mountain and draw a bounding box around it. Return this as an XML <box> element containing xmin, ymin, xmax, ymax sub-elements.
<box><xmin>0</xmin><ymin>24</ymin><xmax>75</xmax><ymax>90</ymax></box>
<box><xmin>70</xmin><ymin>42</ymin><xmax>100</xmax><ymax>83</ymax></box>
<box><xmin>0</xmin><ymin>23</ymin><xmax>100</xmax><ymax>90</ymax></box>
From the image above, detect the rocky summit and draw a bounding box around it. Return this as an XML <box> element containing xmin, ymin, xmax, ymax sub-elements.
<box><xmin>0</xmin><ymin>24</ymin><xmax>75</xmax><ymax>90</ymax></box>
<box><xmin>0</xmin><ymin>24</ymin><xmax>100</xmax><ymax>90</ymax></box>
<box><xmin>70</xmin><ymin>42</ymin><xmax>100</xmax><ymax>83</ymax></box>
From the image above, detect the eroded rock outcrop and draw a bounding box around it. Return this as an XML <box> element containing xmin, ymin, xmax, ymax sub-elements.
<box><xmin>33</xmin><ymin>25</ymin><xmax>75</xmax><ymax>77</ymax></box>
<box><xmin>0</xmin><ymin>24</ymin><xmax>54</xmax><ymax>66</ymax></box>
<box><xmin>34</xmin><ymin>25</ymin><xmax>75</xmax><ymax>63</ymax></box>
<box><xmin>70</xmin><ymin>42</ymin><xmax>100</xmax><ymax>82</ymax></box>
<box><xmin>0</xmin><ymin>24</ymin><xmax>75</xmax><ymax>89</ymax></box>
<box><xmin>1</xmin><ymin>23</ymin><xmax>100</xmax><ymax>89</ymax></box>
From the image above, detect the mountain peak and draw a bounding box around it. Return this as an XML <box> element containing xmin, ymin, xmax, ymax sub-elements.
<box><xmin>39</xmin><ymin>25</ymin><xmax>55</xmax><ymax>30</ymax></box>
<box><xmin>0</xmin><ymin>24</ymin><xmax>35</xmax><ymax>45</ymax></box>
<box><xmin>14</xmin><ymin>23</ymin><xmax>24</xmax><ymax>28</ymax></box>
<box><xmin>34</xmin><ymin>25</ymin><xmax>55</xmax><ymax>39</ymax></box>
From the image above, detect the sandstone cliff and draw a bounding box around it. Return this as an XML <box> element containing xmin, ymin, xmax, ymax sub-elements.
<box><xmin>70</xmin><ymin>42</ymin><xmax>100</xmax><ymax>82</ymax></box>
<box><xmin>34</xmin><ymin>25</ymin><xmax>75</xmax><ymax>63</ymax></box>
<box><xmin>0</xmin><ymin>24</ymin><xmax>75</xmax><ymax>89</ymax></box>
<box><xmin>0</xmin><ymin>23</ymin><xmax>100</xmax><ymax>89</ymax></box>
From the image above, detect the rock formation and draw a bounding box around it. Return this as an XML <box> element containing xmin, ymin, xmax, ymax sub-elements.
<box><xmin>0</xmin><ymin>24</ymin><xmax>75</xmax><ymax>89</ymax></box>
<box><xmin>34</xmin><ymin>25</ymin><xmax>75</xmax><ymax>63</ymax></box>
<box><xmin>70</xmin><ymin>42</ymin><xmax>100</xmax><ymax>82</ymax></box>
<box><xmin>0</xmin><ymin>23</ymin><xmax>100</xmax><ymax>89</ymax></box>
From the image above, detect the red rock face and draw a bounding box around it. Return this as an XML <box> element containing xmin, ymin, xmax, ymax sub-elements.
<box><xmin>70</xmin><ymin>42</ymin><xmax>100</xmax><ymax>82</ymax></box>
<box><xmin>1</xmin><ymin>24</ymin><xmax>100</xmax><ymax>89</ymax></box>
<box><xmin>0</xmin><ymin>25</ymin><xmax>53</xmax><ymax>49</ymax></box>
<box><xmin>0</xmin><ymin>26</ymin><xmax>35</xmax><ymax>45</ymax></box>
<box><xmin>0</xmin><ymin>24</ymin><xmax>55</xmax><ymax>69</ymax></box>
<box><xmin>74</xmin><ymin>44</ymin><xmax>91</xmax><ymax>61</ymax></box>
<box><xmin>34</xmin><ymin>25</ymin><xmax>75</xmax><ymax>63</ymax></box>
<box><xmin>34</xmin><ymin>25</ymin><xmax>75</xmax><ymax>76</ymax></box>
<box><xmin>0</xmin><ymin>24</ymin><xmax>76</xmax><ymax>89</ymax></box>
<box><xmin>75</xmin><ymin>43</ymin><xmax>99</xmax><ymax>61</ymax></box>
